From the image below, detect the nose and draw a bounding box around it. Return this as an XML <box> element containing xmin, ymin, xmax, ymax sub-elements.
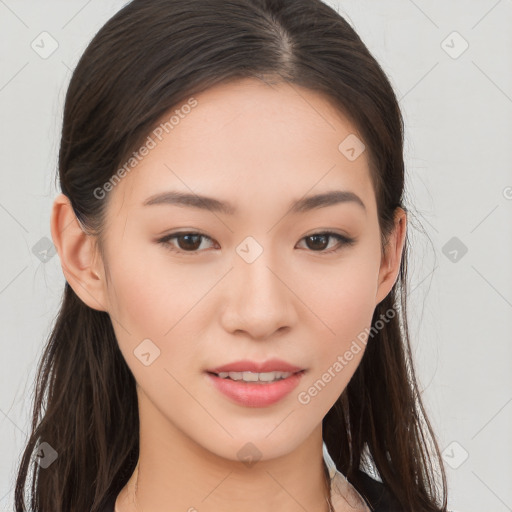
<box><xmin>219</xmin><ymin>248</ymin><xmax>298</xmax><ymax>340</ymax></box>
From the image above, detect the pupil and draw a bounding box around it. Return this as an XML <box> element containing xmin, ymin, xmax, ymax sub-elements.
<box><xmin>307</xmin><ymin>235</ymin><xmax>327</xmax><ymax>250</ymax></box>
<box><xmin>180</xmin><ymin>234</ymin><xmax>201</xmax><ymax>250</ymax></box>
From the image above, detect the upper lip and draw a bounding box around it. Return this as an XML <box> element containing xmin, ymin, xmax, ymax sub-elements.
<box><xmin>207</xmin><ymin>359</ymin><xmax>304</xmax><ymax>374</ymax></box>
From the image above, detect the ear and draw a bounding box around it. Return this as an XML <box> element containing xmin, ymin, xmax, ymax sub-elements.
<box><xmin>50</xmin><ymin>193</ymin><xmax>108</xmax><ymax>312</ymax></box>
<box><xmin>375</xmin><ymin>207</ymin><xmax>407</xmax><ymax>306</ymax></box>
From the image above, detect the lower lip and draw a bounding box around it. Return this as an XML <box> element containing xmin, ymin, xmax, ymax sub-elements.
<box><xmin>206</xmin><ymin>371</ymin><xmax>305</xmax><ymax>407</ymax></box>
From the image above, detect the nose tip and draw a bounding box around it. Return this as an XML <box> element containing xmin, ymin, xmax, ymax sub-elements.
<box><xmin>219</xmin><ymin>254</ymin><xmax>297</xmax><ymax>339</ymax></box>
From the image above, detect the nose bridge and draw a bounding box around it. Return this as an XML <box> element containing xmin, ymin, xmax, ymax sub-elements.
<box><xmin>222</xmin><ymin>235</ymin><xmax>295</xmax><ymax>337</ymax></box>
<box><xmin>236</xmin><ymin>238</ymin><xmax>285</xmax><ymax>308</ymax></box>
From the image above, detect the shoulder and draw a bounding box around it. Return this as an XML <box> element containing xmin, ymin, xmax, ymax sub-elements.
<box><xmin>352</xmin><ymin>470</ymin><xmax>404</xmax><ymax>512</ymax></box>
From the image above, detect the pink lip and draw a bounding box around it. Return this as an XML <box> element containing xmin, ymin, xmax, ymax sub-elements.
<box><xmin>206</xmin><ymin>371</ymin><xmax>305</xmax><ymax>407</ymax></box>
<box><xmin>207</xmin><ymin>359</ymin><xmax>304</xmax><ymax>374</ymax></box>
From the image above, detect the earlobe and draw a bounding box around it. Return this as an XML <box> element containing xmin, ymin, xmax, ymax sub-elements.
<box><xmin>375</xmin><ymin>208</ymin><xmax>407</xmax><ymax>306</ymax></box>
<box><xmin>50</xmin><ymin>193</ymin><xmax>108</xmax><ymax>312</ymax></box>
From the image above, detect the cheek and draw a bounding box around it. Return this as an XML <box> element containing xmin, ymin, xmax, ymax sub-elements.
<box><xmin>295</xmin><ymin>276</ymin><xmax>375</xmax><ymax>414</ymax></box>
<box><xmin>293</xmin><ymin>250</ymin><xmax>379</xmax><ymax>397</ymax></box>
<box><xmin>105</xmin><ymin>259</ymin><xmax>203</xmax><ymax>403</ymax></box>
<box><xmin>104</xmin><ymin>244</ymin><xmax>214</xmax><ymax>375</ymax></box>
<box><xmin>321</xmin><ymin>277</ymin><xmax>375</xmax><ymax>330</ymax></box>
<box><xmin>106</xmin><ymin>265</ymin><xmax>168</xmax><ymax>335</ymax></box>
<box><xmin>299</xmin><ymin>253</ymin><xmax>379</xmax><ymax>340</ymax></box>
<box><xmin>105</xmin><ymin>242</ymin><xmax>198</xmax><ymax>336</ymax></box>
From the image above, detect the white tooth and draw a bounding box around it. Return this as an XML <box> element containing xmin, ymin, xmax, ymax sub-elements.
<box><xmin>217</xmin><ymin>370</ymin><xmax>295</xmax><ymax>382</ymax></box>
<box><xmin>242</xmin><ymin>371</ymin><xmax>259</xmax><ymax>382</ymax></box>
<box><xmin>258</xmin><ymin>372</ymin><xmax>277</xmax><ymax>382</ymax></box>
<box><xmin>253</xmin><ymin>371</ymin><xmax>292</xmax><ymax>382</ymax></box>
<box><xmin>260</xmin><ymin>371</ymin><xmax>291</xmax><ymax>381</ymax></box>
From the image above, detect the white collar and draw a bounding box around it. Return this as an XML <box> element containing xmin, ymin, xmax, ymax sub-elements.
<box><xmin>323</xmin><ymin>443</ymin><xmax>372</xmax><ymax>512</ymax></box>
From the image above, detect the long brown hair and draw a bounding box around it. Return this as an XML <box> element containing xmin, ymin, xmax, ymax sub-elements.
<box><xmin>14</xmin><ymin>1</ymin><xmax>448</xmax><ymax>510</ymax></box>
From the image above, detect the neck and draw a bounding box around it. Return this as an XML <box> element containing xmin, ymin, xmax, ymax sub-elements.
<box><xmin>116</xmin><ymin>391</ymin><xmax>333</xmax><ymax>512</ymax></box>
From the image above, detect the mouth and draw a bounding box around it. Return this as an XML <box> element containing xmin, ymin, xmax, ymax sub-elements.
<box><xmin>207</xmin><ymin>369</ymin><xmax>305</xmax><ymax>384</ymax></box>
<box><xmin>207</xmin><ymin>358</ymin><xmax>305</xmax><ymax>375</ymax></box>
<box><xmin>205</xmin><ymin>365</ymin><xmax>306</xmax><ymax>407</ymax></box>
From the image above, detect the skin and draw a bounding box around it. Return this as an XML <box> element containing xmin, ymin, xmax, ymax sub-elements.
<box><xmin>50</xmin><ymin>77</ymin><xmax>406</xmax><ymax>512</ymax></box>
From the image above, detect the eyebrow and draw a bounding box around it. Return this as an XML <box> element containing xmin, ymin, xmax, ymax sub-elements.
<box><xmin>143</xmin><ymin>189</ymin><xmax>366</xmax><ymax>215</ymax></box>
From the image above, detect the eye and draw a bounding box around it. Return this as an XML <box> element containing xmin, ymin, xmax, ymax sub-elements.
<box><xmin>157</xmin><ymin>231</ymin><xmax>217</xmax><ymax>255</ymax></box>
<box><xmin>296</xmin><ymin>231</ymin><xmax>356</xmax><ymax>253</ymax></box>
<box><xmin>157</xmin><ymin>230</ymin><xmax>355</xmax><ymax>255</ymax></box>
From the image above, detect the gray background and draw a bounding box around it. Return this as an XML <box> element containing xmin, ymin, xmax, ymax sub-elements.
<box><xmin>1</xmin><ymin>1</ymin><xmax>511</xmax><ymax>510</ymax></box>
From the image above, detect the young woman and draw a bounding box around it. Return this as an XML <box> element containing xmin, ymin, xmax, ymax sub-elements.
<box><xmin>14</xmin><ymin>1</ymin><xmax>449</xmax><ymax>511</ymax></box>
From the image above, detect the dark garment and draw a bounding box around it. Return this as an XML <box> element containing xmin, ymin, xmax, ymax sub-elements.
<box><xmin>354</xmin><ymin>469</ymin><xmax>404</xmax><ymax>511</ymax></box>
<box><xmin>98</xmin><ymin>470</ymin><xmax>402</xmax><ymax>512</ymax></box>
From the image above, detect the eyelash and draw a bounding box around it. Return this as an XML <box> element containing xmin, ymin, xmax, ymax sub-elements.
<box><xmin>157</xmin><ymin>230</ymin><xmax>355</xmax><ymax>256</ymax></box>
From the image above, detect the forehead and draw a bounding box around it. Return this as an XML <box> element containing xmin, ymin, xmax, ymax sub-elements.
<box><xmin>109</xmin><ymin>77</ymin><xmax>374</xmax><ymax>215</ymax></box>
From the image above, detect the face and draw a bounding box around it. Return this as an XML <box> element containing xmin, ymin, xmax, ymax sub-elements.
<box><xmin>75</xmin><ymin>78</ymin><xmax>403</xmax><ymax>463</ymax></box>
